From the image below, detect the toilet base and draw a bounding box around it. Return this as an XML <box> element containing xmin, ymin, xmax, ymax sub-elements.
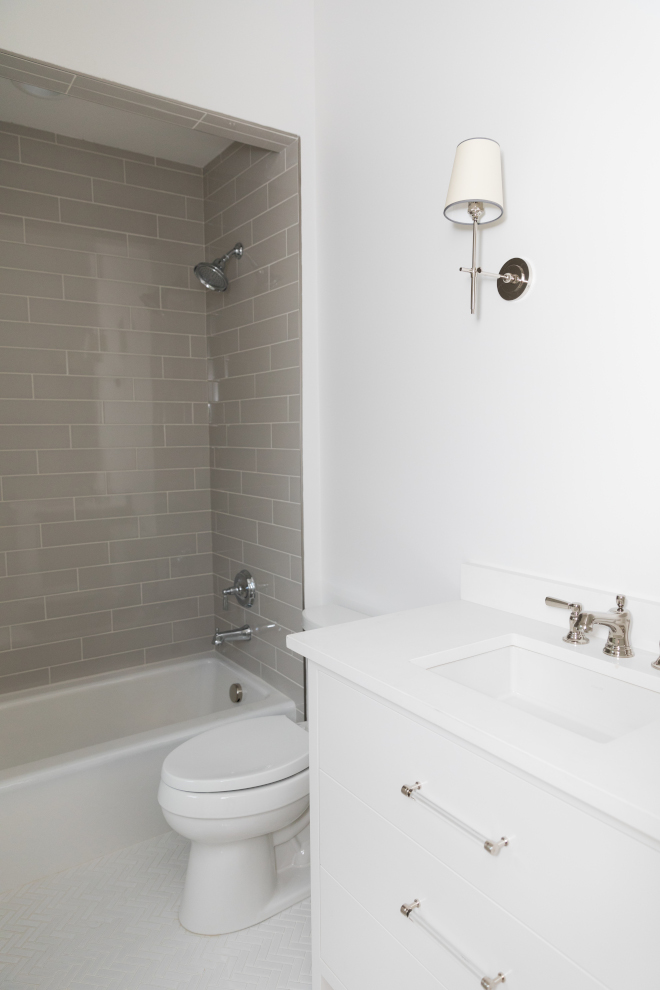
<box><xmin>179</xmin><ymin>825</ymin><xmax>310</xmax><ymax>936</ymax></box>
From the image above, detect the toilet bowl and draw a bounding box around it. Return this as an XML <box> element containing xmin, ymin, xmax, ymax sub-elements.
<box><xmin>158</xmin><ymin>715</ymin><xmax>310</xmax><ymax>935</ymax></box>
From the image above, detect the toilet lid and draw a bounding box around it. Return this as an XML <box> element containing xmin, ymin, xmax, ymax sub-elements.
<box><xmin>161</xmin><ymin>715</ymin><xmax>309</xmax><ymax>792</ymax></box>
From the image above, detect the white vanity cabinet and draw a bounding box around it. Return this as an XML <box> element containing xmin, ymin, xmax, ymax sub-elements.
<box><xmin>309</xmin><ymin>665</ymin><xmax>659</xmax><ymax>990</ymax></box>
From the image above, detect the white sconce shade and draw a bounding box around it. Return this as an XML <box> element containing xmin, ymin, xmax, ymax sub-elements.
<box><xmin>444</xmin><ymin>138</ymin><xmax>503</xmax><ymax>225</ymax></box>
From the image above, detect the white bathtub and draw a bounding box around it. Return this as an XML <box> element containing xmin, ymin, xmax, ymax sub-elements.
<box><xmin>0</xmin><ymin>653</ymin><xmax>296</xmax><ymax>892</ymax></box>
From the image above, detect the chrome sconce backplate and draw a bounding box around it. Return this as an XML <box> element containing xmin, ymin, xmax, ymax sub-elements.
<box><xmin>496</xmin><ymin>258</ymin><xmax>530</xmax><ymax>301</ymax></box>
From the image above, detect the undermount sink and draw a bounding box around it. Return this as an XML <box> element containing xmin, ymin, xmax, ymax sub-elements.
<box><xmin>430</xmin><ymin>645</ymin><xmax>660</xmax><ymax>742</ymax></box>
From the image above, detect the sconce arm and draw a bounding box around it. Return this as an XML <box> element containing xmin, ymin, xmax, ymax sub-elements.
<box><xmin>478</xmin><ymin>268</ymin><xmax>528</xmax><ymax>284</ymax></box>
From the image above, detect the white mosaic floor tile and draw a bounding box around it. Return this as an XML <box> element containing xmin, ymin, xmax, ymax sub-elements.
<box><xmin>0</xmin><ymin>832</ymin><xmax>311</xmax><ymax>990</ymax></box>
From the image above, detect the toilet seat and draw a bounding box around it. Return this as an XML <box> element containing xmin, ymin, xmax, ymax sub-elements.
<box><xmin>158</xmin><ymin>768</ymin><xmax>309</xmax><ymax>819</ymax></box>
<box><xmin>161</xmin><ymin>715</ymin><xmax>309</xmax><ymax>793</ymax></box>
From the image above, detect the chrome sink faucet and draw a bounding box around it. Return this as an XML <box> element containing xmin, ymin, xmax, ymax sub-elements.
<box><xmin>545</xmin><ymin>594</ymin><xmax>634</xmax><ymax>659</ymax></box>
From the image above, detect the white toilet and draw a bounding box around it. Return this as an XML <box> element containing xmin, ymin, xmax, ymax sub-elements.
<box><xmin>158</xmin><ymin>715</ymin><xmax>310</xmax><ymax>935</ymax></box>
<box><xmin>159</xmin><ymin>604</ymin><xmax>367</xmax><ymax>936</ymax></box>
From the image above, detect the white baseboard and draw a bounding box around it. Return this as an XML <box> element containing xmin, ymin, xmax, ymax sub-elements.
<box><xmin>461</xmin><ymin>563</ymin><xmax>660</xmax><ymax>654</ymax></box>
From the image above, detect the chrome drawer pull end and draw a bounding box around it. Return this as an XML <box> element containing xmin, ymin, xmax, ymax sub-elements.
<box><xmin>400</xmin><ymin>899</ymin><xmax>506</xmax><ymax>989</ymax></box>
<box><xmin>483</xmin><ymin>837</ymin><xmax>509</xmax><ymax>857</ymax></box>
<box><xmin>401</xmin><ymin>782</ymin><xmax>509</xmax><ymax>856</ymax></box>
<box><xmin>481</xmin><ymin>976</ymin><xmax>506</xmax><ymax>989</ymax></box>
<box><xmin>400</xmin><ymin>899</ymin><xmax>420</xmax><ymax>917</ymax></box>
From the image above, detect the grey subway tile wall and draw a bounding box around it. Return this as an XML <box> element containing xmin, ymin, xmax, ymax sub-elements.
<box><xmin>204</xmin><ymin>142</ymin><xmax>303</xmax><ymax>714</ymax></box>
<box><xmin>0</xmin><ymin>120</ymin><xmax>214</xmax><ymax>691</ymax></box>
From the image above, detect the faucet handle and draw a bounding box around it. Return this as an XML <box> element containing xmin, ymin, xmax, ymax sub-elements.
<box><xmin>545</xmin><ymin>597</ymin><xmax>588</xmax><ymax>645</ymax></box>
<box><xmin>545</xmin><ymin>597</ymin><xmax>582</xmax><ymax>615</ymax></box>
<box><xmin>615</xmin><ymin>594</ymin><xmax>626</xmax><ymax>613</ymax></box>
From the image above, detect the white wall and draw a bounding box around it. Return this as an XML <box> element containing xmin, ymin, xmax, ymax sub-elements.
<box><xmin>0</xmin><ymin>0</ymin><xmax>324</xmax><ymax>606</ymax></box>
<box><xmin>313</xmin><ymin>0</ymin><xmax>660</xmax><ymax>614</ymax></box>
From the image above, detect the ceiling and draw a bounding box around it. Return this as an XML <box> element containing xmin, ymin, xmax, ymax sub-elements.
<box><xmin>0</xmin><ymin>77</ymin><xmax>234</xmax><ymax>166</ymax></box>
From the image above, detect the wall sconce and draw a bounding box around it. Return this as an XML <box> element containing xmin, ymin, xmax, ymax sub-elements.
<box><xmin>444</xmin><ymin>138</ymin><xmax>530</xmax><ymax>314</ymax></box>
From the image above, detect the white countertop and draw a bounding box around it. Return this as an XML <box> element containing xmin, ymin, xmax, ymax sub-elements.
<box><xmin>288</xmin><ymin>601</ymin><xmax>660</xmax><ymax>843</ymax></box>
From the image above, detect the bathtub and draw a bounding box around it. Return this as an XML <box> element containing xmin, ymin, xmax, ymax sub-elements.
<box><xmin>0</xmin><ymin>653</ymin><xmax>296</xmax><ymax>892</ymax></box>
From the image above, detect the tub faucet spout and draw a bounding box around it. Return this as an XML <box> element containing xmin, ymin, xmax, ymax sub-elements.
<box><xmin>212</xmin><ymin>624</ymin><xmax>251</xmax><ymax>647</ymax></box>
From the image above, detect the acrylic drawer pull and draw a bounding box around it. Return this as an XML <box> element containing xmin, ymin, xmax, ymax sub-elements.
<box><xmin>401</xmin><ymin>782</ymin><xmax>509</xmax><ymax>856</ymax></box>
<box><xmin>401</xmin><ymin>900</ymin><xmax>506</xmax><ymax>989</ymax></box>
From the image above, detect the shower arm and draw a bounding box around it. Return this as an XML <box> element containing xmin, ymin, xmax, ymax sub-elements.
<box><xmin>213</xmin><ymin>244</ymin><xmax>244</xmax><ymax>267</ymax></box>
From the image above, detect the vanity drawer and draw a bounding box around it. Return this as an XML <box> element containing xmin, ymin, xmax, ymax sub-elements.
<box><xmin>320</xmin><ymin>869</ymin><xmax>447</xmax><ymax>990</ymax></box>
<box><xmin>320</xmin><ymin>772</ymin><xmax>608</xmax><ymax>990</ymax></box>
<box><xmin>316</xmin><ymin>670</ymin><xmax>658</xmax><ymax>990</ymax></box>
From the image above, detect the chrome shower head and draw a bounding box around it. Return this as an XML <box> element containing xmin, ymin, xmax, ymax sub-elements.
<box><xmin>194</xmin><ymin>243</ymin><xmax>243</xmax><ymax>291</ymax></box>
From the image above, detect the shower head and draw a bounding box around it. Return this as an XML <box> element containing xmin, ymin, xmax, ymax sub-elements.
<box><xmin>194</xmin><ymin>243</ymin><xmax>243</xmax><ymax>291</ymax></box>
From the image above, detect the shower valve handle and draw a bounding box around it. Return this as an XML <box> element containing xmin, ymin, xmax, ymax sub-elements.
<box><xmin>222</xmin><ymin>570</ymin><xmax>256</xmax><ymax>611</ymax></box>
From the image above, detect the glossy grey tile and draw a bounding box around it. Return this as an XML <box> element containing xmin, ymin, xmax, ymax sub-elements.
<box><xmin>1</xmin><ymin>159</ymin><xmax>93</xmax><ymax>200</ymax></box>
<box><xmin>0</xmin><ymin>186</ymin><xmax>59</xmax><ymax>221</ymax></box>
<box><xmin>268</xmin><ymin>167</ymin><xmax>298</xmax><ymax>209</ymax></box>
<box><xmin>0</xmin><ymin>569</ymin><xmax>78</xmax><ymax>603</ymax></box>
<box><xmin>97</xmin><ymin>255</ymin><xmax>189</xmax><ymax>289</ymax></box>
<box><xmin>0</xmin><ymin>667</ymin><xmax>49</xmax><ymax>695</ymax></box>
<box><xmin>257</xmin><ymin>448</ymin><xmax>301</xmax><ymax>476</ymax></box>
<box><xmin>0</xmin><ymin>346</ymin><xmax>67</xmax><ymax>375</ymax></box>
<box><xmin>78</xmin><ymin>557</ymin><xmax>170</xmax><ymax>591</ymax></box>
<box><xmin>0</xmin><ymin>374</ymin><xmax>32</xmax><ymax>399</ymax></box>
<box><xmin>157</xmin><ymin>215</ymin><xmax>203</xmax><ymax>244</ymax></box>
<box><xmin>137</xmin><ymin>446</ymin><xmax>209</xmax><ymax>470</ymax></box>
<box><xmin>272</xmin><ymin>423</ymin><xmax>300</xmax><ymax>448</ymax></box>
<box><xmin>0</xmin><ymin>498</ymin><xmax>73</xmax><ymax>526</ymax></box>
<box><xmin>0</xmin><ymin>212</ymin><xmax>24</xmax><ymax>242</ymax></box>
<box><xmin>0</xmin><ymin>267</ymin><xmax>63</xmax><ymax>298</ymax></box>
<box><xmin>130</xmin><ymin>308</ymin><xmax>205</xmax><ymax>335</ymax></box>
<box><xmin>20</xmin><ymin>137</ymin><xmax>125</xmax><ymax>181</ymax></box>
<box><xmin>100</xmin><ymin>328</ymin><xmax>190</xmax><ymax>357</ymax></box>
<box><xmin>112</xmin><ymin>597</ymin><xmax>198</xmax><ymax>631</ymax></box>
<box><xmin>106</xmin><ymin>468</ymin><xmax>195</xmax><ymax>495</ymax></box>
<box><xmin>60</xmin><ymin>199</ymin><xmax>157</xmax><ymax>237</ymax></box>
<box><xmin>240</xmin><ymin>397</ymin><xmax>289</xmax><ymax>423</ymax></box>
<box><xmin>241</xmin><ymin>472</ymin><xmax>290</xmax><ymax>501</ymax></box>
<box><xmin>253</xmin><ymin>282</ymin><xmax>299</xmax><ymax>323</ymax></box>
<box><xmin>109</xmin><ymin>532</ymin><xmax>197</xmax><ymax>563</ymax></box>
<box><xmin>40</xmin><ymin>516</ymin><xmax>138</xmax><ymax>548</ymax></box>
<box><xmin>26</xmin><ymin>218</ymin><xmax>128</xmax><ymax>256</ymax></box>
<box><xmin>0</xmin><ymin>399</ymin><xmax>101</xmax><ymax>424</ymax></box>
<box><xmin>125</xmin><ymin>161</ymin><xmax>202</xmax><ymax>198</ymax></box>
<box><xmin>0</xmin><ymin>295</ymin><xmax>28</xmax><ymax>321</ymax></box>
<box><xmin>49</xmin><ymin>651</ymin><xmax>146</xmax><ymax>684</ymax></box>
<box><xmin>0</xmin><ymin>131</ymin><xmax>20</xmax><ymax>162</ymax></box>
<box><xmin>33</xmin><ymin>374</ymin><xmax>134</xmax><ymax>402</ymax></box>
<box><xmin>0</xmin><ymin>240</ymin><xmax>96</xmax><ymax>277</ymax></box>
<box><xmin>142</xmin><ymin>573</ymin><xmax>211</xmax><ymax>604</ymax></box>
<box><xmin>0</xmin><ymin>639</ymin><xmax>81</xmax><ymax>677</ymax></box>
<box><xmin>12</xmin><ymin>610</ymin><xmax>111</xmax><ymax>649</ymax></box>
<box><xmin>92</xmin><ymin>178</ymin><xmax>187</xmax><ymax>218</ymax></box>
<box><xmin>71</xmin><ymin>424</ymin><xmax>165</xmax><ymax>448</ymax></box>
<box><xmin>45</xmin><ymin>584</ymin><xmax>141</xmax><ymax>619</ymax></box>
<box><xmin>63</xmin><ymin>274</ymin><xmax>160</xmax><ymax>309</ymax></box>
<box><xmin>29</xmin><ymin>297</ymin><xmax>131</xmax><ymax>329</ymax></box>
<box><xmin>75</xmin><ymin>492</ymin><xmax>168</xmax><ymax>520</ymax></box>
<box><xmin>37</xmin><ymin>447</ymin><xmax>135</xmax><ymax>473</ymax></box>
<box><xmin>82</xmin><ymin>622</ymin><xmax>172</xmax><ymax>660</ymax></box>
<box><xmin>0</xmin><ymin>424</ymin><xmax>70</xmax><ymax>449</ymax></box>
